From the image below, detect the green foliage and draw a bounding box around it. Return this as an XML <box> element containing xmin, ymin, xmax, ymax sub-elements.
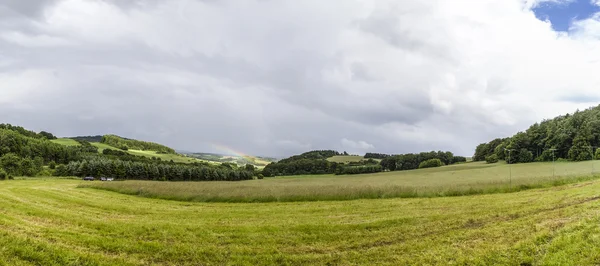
<box><xmin>0</xmin><ymin>129</ymin><xmax>79</xmax><ymax>164</ymax></box>
<box><xmin>63</xmin><ymin>158</ymin><xmax>253</xmax><ymax>181</ymax></box>
<box><xmin>568</xmin><ymin>136</ymin><xmax>593</xmax><ymax>161</ymax></box>
<box><xmin>279</xmin><ymin>150</ymin><xmax>341</xmax><ymax>163</ymax></box>
<box><xmin>364</xmin><ymin>153</ymin><xmax>390</xmax><ymax>159</ymax></box>
<box><xmin>485</xmin><ymin>154</ymin><xmax>499</xmax><ymax>164</ymax></box>
<box><xmin>101</xmin><ymin>135</ymin><xmax>175</xmax><ymax>154</ymax></box>
<box><xmin>452</xmin><ymin>156</ymin><xmax>468</xmax><ymax>164</ymax></box>
<box><xmin>244</xmin><ymin>164</ymin><xmax>256</xmax><ymax>172</ymax></box>
<box><xmin>0</xmin><ymin>169</ymin><xmax>6</xmax><ymax>180</ymax></box>
<box><xmin>418</xmin><ymin>158</ymin><xmax>443</xmax><ymax>169</ymax></box>
<box><xmin>0</xmin><ymin>124</ymin><xmax>56</xmax><ymax>139</ymax></box>
<box><xmin>478</xmin><ymin>105</ymin><xmax>600</xmax><ymax>164</ymax></box>
<box><xmin>380</xmin><ymin>151</ymin><xmax>455</xmax><ymax>171</ymax></box>
<box><xmin>53</xmin><ymin>164</ymin><xmax>68</xmax><ymax>176</ymax></box>
<box><xmin>48</xmin><ymin>161</ymin><xmax>56</xmax><ymax>169</ymax></box>
<box><xmin>335</xmin><ymin>164</ymin><xmax>382</xmax><ymax>175</ymax></box>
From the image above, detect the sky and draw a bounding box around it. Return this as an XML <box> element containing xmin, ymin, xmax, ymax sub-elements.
<box><xmin>1</xmin><ymin>0</ymin><xmax>600</xmax><ymax>157</ymax></box>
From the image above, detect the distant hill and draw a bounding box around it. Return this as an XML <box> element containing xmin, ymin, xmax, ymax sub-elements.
<box><xmin>71</xmin><ymin>135</ymin><xmax>103</xmax><ymax>142</ymax></box>
<box><xmin>183</xmin><ymin>152</ymin><xmax>277</xmax><ymax>167</ymax></box>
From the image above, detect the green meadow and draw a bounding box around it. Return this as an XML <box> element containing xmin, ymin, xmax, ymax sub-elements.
<box><xmin>50</xmin><ymin>138</ymin><xmax>81</xmax><ymax>147</ymax></box>
<box><xmin>2</xmin><ymin>172</ymin><xmax>600</xmax><ymax>264</ymax></box>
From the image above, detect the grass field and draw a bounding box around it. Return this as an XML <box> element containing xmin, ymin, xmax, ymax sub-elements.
<box><xmin>51</xmin><ymin>138</ymin><xmax>81</xmax><ymax>146</ymax></box>
<box><xmin>2</xmin><ymin>177</ymin><xmax>600</xmax><ymax>264</ymax></box>
<box><xmin>84</xmin><ymin>160</ymin><xmax>600</xmax><ymax>202</ymax></box>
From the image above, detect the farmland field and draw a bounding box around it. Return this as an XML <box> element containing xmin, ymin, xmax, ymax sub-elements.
<box><xmin>4</xmin><ymin>175</ymin><xmax>600</xmax><ymax>265</ymax></box>
<box><xmin>85</xmin><ymin>160</ymin><xmax>600</xmax><ymax>202</ymax></box>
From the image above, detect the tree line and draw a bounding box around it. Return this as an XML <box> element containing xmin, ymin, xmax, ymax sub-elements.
<box><xmin>263</xmin><ymin>150</ymin><xmax>466</xmax><ymax>177</ymax></box>
<box><xmin>57</xmin><ymin>158</ymin><xmax>254</xmax><ymax>181</ymax></box>
<box><xmin>380</xmin><ymin>151</ymin><xmax>466</xmax><ymax>171</ymax></box>
<box><xmin>473</xmin><ymin>105</ymin><xmax>600</xmax><ymax>164</ymax></box>
<box><xmin>101</xmin><ymin>135</ymin><xmax>176</xmax><ymax>154</ymax></box>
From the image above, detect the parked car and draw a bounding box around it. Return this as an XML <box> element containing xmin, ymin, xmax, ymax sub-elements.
<box><xmin>100</xmin><ymin>177</ymin><xmax>114</xmax><ymax>181</ymax></box>
<box><xmin>83</xmin><ymin>176</ymin><xmax>94</xmax><ymax>181</ymax></box>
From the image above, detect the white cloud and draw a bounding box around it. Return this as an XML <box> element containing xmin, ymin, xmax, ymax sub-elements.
<box><xmin>341</xmin><ymin>138</ymin><xmax>375</xmax><ymax>152</ymax></box>
<box><xmin>1</xmin><ymin>0</ymin><xmax>600</xmax><ymax>157</ymax></box>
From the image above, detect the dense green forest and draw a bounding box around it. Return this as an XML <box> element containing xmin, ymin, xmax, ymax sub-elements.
<box><xmin>474</xmin><ymin>105</ymin><xmax>600</xmax><ymax>164</ymax></box>
<box><xmin>101</xmin><ymin>135</ymin><xmax>176</xmax><ymax>154</ymax></box>
<box><xmin>0</xmin><ymin>126</ymin><xmax>253</xmax><ymax>181</ymax></box>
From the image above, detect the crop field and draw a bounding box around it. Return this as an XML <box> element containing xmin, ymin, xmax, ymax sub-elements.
<box><xmin>3</xmin><ymin>175</ymin><xmax>600</xmax><ymax>265</ymax></box>
<box><xmin>85</xmin><ymin>160</ymin><xmax>600</xmax><ymax>202</ymax></box>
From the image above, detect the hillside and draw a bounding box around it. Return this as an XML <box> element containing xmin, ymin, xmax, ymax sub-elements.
<box><xmin>101</xmin><ymin>135</ymin><xmax>176</xmax><ymax>154</ymax></box>
<box><xmin>3</xmin><ymin>126</ymin><xmax>255</xmax><ymax>180</ymax></box>
<box><xmin>52</xmin><ymin>137</ymin><xmax>218</xmax><ymax>165</ymax></box>
<box><xmin>184</xmin><ymin>152</ymin><xmax>276</xmax><ymax>167</ymax></box>
<box><xmin>475</xmin><ymin>104</ymin><xmax>600</xmax><ymax>164</ymax></box>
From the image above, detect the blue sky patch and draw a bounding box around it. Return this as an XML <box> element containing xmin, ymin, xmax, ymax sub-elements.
<box><xmin>533</xmin><ymin>0</ymin><xmax>600</xmax><ymax>31</ymax></box>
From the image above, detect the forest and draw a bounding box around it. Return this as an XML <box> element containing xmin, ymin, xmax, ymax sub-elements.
<box><xmin>473</xmin><ymin>105</ymin><xmax>600</xmax><ymax>164</ymax></box>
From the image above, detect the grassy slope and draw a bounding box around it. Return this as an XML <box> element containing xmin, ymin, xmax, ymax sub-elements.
<box><xmin>85</xmin><ymin>161</ymin><xmax>600</xmax><ymax>202</ymax></box>
<box><xmin>2</xmin><ymin>178</ymin><xmax>600</xmax><ymax>264</ymax></box>
<box><xmin>50</xmin><ymin>138</ymin><xmax>81</xmax><ymax>146</ymax></box>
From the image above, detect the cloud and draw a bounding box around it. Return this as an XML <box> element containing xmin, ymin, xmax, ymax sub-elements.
<box><xmin>341</xmin><ymin>138</ymin><xmax>375</xmax><ymax>153</ymax></box>
<box><xmin>2</xmin><ymin>0</ymin><xmax>600</xmax><ymax>157</ymax></box>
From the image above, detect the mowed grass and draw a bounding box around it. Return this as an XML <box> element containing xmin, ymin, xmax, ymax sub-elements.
<box><xmin>51</xmin><ymin>138</ymin><xmax>81</xmax><ymax>146</ymax></box>
<box><xmin>3</xmin><ymin>178</ymin><xmax>600</xmax><ymax>264</ymax></box>
<box><xmin>84</xmin><ymin>160</ymin><xmax>600</xmax><ymax>203</ymax></box>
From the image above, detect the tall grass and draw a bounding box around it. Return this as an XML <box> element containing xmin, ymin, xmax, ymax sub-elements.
<box><xmin>81</xmin><ymin>172</ymin><xmax>600</xmax><ymax>203</ymax></box>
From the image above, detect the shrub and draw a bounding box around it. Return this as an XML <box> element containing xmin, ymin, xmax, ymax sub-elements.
<box><xmin>485</xmin><ymin>154</ymin><xmax>499</xmax><ymax>164</ymax></box>
<box><xmin>418</xmin><ymin>159</ymin><xmax>443</xmax><ymax>169</ymax></box>
<box><xmin>49</xmin><ymin>161</ymin><xmax>56</xmax><ymax>169</ymax></box>
<box><xmin>0</xmin><ymin>169</ymin><xmax>6</xmax><ymax>180</ymax></box>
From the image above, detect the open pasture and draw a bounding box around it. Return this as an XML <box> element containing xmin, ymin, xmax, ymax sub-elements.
<box><xmin>84</xmin><ymin>160</ymin><xmax>600</xmax><ymax>202</ymax></box>
<box><xmin>50</xmin><ymin>138</ymin><xmax>81</xmax><ymax>146</ymax></box>
<box><xmin>2</xmin><ymin>177</ymin><xmax>600</xmax><ymax>265</ymax></box>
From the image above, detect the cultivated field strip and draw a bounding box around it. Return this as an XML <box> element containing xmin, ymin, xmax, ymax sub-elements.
<box><xmin>2</xmin><ymin>179</ymin><xmax>600</xmax><ymax>264</ymax></box>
